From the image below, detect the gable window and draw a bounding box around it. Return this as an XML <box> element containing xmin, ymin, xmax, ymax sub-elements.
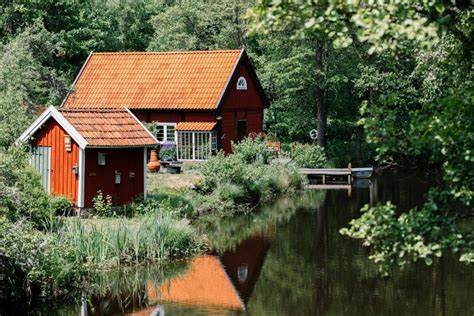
<box><xmin>156</xmin><ymin>123</ymin><xmax>176</xmax><ymax>143</ymax></box>
<box><xmin>236</xmin><ymin>76</ymin><xmax>247</xmax><ymax>90</ymax></box>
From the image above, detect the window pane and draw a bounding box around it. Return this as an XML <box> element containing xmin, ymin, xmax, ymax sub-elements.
<box><xmin>167</xmin><ymin>126</ymin><xmax>175</xmax><ymax>141</ymax></box>
<box><xmin>157</xmin><ymin>125</ymin><xmax>164</xmax><ymax>142</ymax></box>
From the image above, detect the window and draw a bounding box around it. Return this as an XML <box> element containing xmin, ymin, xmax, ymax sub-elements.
<box><xmin>98</xmin><ymin>152</ymin><xmax>106</xmax><ymax>166</ymax></box>
<box><xmin>177</xmin><ymin>131</ymin><xmax>217</xmax><ymax>160</ymax></box>
<box><xmin>236</xmin><ymin>76</ymin><xmax>247</xmax><ymax>90</ymax></box>
<box><xmin>156</xmin><ymin>123</ymin><xmax>176</xmax><ymax>143</ymax></box>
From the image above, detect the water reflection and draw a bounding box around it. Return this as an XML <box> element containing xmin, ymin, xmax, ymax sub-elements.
<box><xmin>150</xmin><ymin>235</ymin><xmax>270</xmax><ymax>312</ymax></box>
<box><xmin>6</xmin><ymin>172</ymin><xmax>473</xmax><ymax>315</ymax></box>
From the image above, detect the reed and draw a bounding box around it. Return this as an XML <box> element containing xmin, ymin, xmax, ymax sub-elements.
<box><xmin>64</xmin><ymin>214</ymin><xmax>197</xmax><ymax>269</ymax></box>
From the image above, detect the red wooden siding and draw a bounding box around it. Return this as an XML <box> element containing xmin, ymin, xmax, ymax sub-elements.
<box><xmin>219</xmin><ymin>61</ymin><xmax>265</xmax><ymax>153</ymax></box>
<box><xmin>84</xmin><ymin>148</ymin><xmax>144</xmax><ymax>207</ymax></box>
<box><xmin>131</xmin><ymin>57</ymin><xmax>266</xmax><ymax>154</ymax></box>
<box><xmin>33</xmin><ymin>119</ymin><xmax>79</xmax><ymax>204</ymax></box>
<box><xmin>221</xmin><ymin>60</ymin><xmax>266</xmax><ymax>111</ymax></box>
<box><xmin>133</xmin><ymin>110</ymin><xmax>215</xmax><ymax>124</ymax></box>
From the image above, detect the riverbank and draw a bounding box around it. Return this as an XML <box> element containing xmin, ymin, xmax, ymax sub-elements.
<box><xmin>1</xmin><ymin>138</ymin><xmax>311</xmax><ymax>302</ymax></box>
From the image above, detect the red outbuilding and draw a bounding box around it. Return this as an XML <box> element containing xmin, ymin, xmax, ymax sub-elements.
<box><xmin>61</xmin><ymin>49</ymin><xmax>268</xmax><ymax>159</ymax></box>
<box><xmin>18</xmin><ymin>106</ymin><xmax>158</xmax><ymax>207</ymax></box>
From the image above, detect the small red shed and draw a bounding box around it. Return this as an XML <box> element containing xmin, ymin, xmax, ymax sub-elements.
<box><xmin>61</xmin><ymin>49</ymin><xmax>268</xmax><ymax>159</ymax></box>
<box><xmin>18</xmin><ymin>106</ymin><xmax>158</xmax><ymax>207</ymax></box>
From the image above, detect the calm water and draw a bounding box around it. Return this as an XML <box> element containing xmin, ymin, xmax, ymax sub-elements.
<box><xmin>4</xmin><ymin>172</ymin><xmax>474</xmax><ymax>315</ymax></box>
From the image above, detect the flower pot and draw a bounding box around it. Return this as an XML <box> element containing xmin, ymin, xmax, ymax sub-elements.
<box><xmin>147</xmin><ymin>149</ymin><xmax>160</xmax><ymax>172</ymax></box>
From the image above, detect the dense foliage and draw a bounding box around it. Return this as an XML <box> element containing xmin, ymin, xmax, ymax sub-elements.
<box><xmin>198</xmin><ymin>146</ymin><xmax>304</xmax><ymax>213</ymax></box>
<box><xmin>291</xmin><ymin>143</ymin><xmax>328</xmax><ymax>168</ymax></box>
<box><xmin>0</xmin><ymin>147</ymin><xmax>201</xmax><ymax>300</ymax></box>
<box><xmin>248</xmin><ymin>0</ymin><xmax>473</xmax><ymax>272</ymax></box>
<box><xmin>0</xmin><ymin>0</ymin><xmax>472</xmax><ymax>286</ymax></box>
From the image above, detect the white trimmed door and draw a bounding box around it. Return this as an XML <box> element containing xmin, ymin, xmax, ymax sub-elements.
<box><xmin>31</xmin><ymin>146</ymin><xmax>51</xmax><ymax>192</ymax></box>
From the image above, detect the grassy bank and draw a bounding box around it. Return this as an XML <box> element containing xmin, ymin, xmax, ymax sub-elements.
<box><xmin>1</xmin><ymin>138</ymin><xmax>325</xmax><ymax>301</ymax></box>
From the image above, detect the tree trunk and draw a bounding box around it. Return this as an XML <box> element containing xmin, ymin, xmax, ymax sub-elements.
<box><xmin>314</xmin><ymin>39</ymin><xmax>327</xmax><ymax>147</ymax></box>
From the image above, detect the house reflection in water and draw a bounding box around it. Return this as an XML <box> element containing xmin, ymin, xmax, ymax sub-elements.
<box><xmin>82</xmin><ymin>234</ymin><xmax>270</xmax><ymax>315</ymax></box>
<box><xmin>137</xmin><ymin>234</ymin><xmax>269</xmax><ymax>314</ymax></box>
<box><xmin>157</xmin><ymin>235</ymin><xmax>269</xmax><ymax>311</ymax></box>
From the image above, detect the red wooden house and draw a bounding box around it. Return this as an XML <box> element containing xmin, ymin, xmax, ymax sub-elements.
<box><xmin>61</xmin><ymin>49</ymin><xmax>268</xmax><ymax>159</ymax></box>
<box><xmin>18</xmin><ymin>106</ymin><xmax>158</xmax><ymax>207</ymax></box>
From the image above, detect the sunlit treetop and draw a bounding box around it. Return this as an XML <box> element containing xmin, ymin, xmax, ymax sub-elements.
<box><xmin>246</xmin><ymin>0</ymin><xmax>473</xmax><ymax>54</ymax></box>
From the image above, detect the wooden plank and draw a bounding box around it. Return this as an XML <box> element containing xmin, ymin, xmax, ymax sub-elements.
<box><xmin>307</xmin><ymin>184</ymin><xmax>352</xmax><ymax>190</ymax></box>
<box><xmin>298</xmin><ymin>169</ymin><xmax>351</xmax><ymax>176</ymax></box>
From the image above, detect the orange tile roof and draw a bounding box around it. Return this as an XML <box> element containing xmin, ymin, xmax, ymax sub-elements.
<box><xmin>60</xmin><ymin>108</ymin><xmax>157</xmax><ymax>147</ymax></box>
<box><xmin>155</xmin><ymin>255</ymin><xmax>244</xmax><ymax>310</ymax></box>
<box><xmin>63</xmin><ymin>50</ymin><xmax>242</xmax><ymax>110</ymax></box>
<box><xmin>176</xmin><ymin>122</ymin><xmax>216</xmax><ymax>131</ymax></box>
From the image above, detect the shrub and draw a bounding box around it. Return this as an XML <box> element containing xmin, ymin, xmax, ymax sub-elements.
<box><xmin>291</xmin><ymin>143</ymin><xmax>328</xmax><ymax>168</ymax></box>
<box><xmin>0</xmin><ymin>146</ymin><xmax>54</xmax><ymax>226</ymax></box>
<box><xmin>198</xmin><ymin>151</ymin><xmax>248</xmax><ymax>192</ymax></box>
<box><xmin>197</xmin><ymin>151</ymin><xmax>305</xmax><ymax>213</ymax></box>
<box><xmin>159</xmin><ymin>147</ymin><xmax>177</xmax><ymax>160</ymax></box>
<box><xmin>50</xmin><ymin>195</ymin><xmax>74</xmax><ymax>216</ymax></box>
<box><xmin>232</xmin><ymin>136</ymin><xmax>276</xmax><ymax>164</ymax></box>
<box><xmin>131</xmin><ymin>190</ymin><xmax>194</xmax><ymax>218</ymax></box>
<box><xmin>216</xmin><ymin>183</ymin><xmax>246</xmax><ymax>202</ymax></box>
<box><xmin>0</xmin><ymin>218</ymin><xmax>83</xmax><ymax>298</ymax></box>
<box><xmin>92</xmin><ymin>191</ymin><xmax>113</xmax><ymax>217</ymax></box>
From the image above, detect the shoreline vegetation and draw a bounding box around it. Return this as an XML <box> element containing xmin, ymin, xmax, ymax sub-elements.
<box><xmin>0</xmin><ymin>137</ymin><xmax>327</xmax><ymax>302</ymax></box>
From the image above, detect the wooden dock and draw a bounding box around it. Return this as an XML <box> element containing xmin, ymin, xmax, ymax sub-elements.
<box><xmin>299</xmin><ymin>168</ymin><xmax>353</xmax><ymax>184</ymax></box>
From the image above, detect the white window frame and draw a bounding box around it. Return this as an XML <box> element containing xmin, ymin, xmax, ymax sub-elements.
<box><xmin>156</xmin><ymin>123</ymin><xmax>177</xmax><ymax>143</ymax></box>
<box><xmin>236</xmin><ymin>76</ymin><xmax>247</xmax><ymax>90</ymax></box>
<box><xmin>177</xmin><ymin>131</ymin><xmax>217</xmax><ymax>161</ymax></box>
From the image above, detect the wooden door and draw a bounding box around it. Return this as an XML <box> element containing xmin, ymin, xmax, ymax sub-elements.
<box><xmin>31</xmin><ymin>146</ymin><xmax>51</xmax><ymax>192</ymax></box>
<box><xmin>236</xmin><ymin>120</ymin><xmax>247</xmax><ymax>142</ymax></box>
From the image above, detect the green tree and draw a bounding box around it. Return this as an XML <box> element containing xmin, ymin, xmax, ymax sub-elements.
<box><xmin>248</xmin><ymin>0</ymin><xmax>473</xmax><ymax>271</ymax></box>
<box><xmin>0</xmin><ymin>21</ymin><xmax>66</xmax><ymax>147</ymax></box>
<box><xmin>148</xmin><ymin>0</ymin><xmax>247</xmax><ymax>51</ymax></box>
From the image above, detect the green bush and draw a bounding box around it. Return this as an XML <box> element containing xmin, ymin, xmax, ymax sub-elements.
<box><xmin>232</xmin><ymin>136</ymin><xmax>276</xmax><ymax>164</ymax></box>
<box><xmin>0</xmin><ymin>218</ymin><xmax>83</xmax><ymax>298</ymax></box>
<box><xmin>217</xmin><ymin>183</ymin><xmax>246</xmax><ymax>202</ymax></box>
<box><xmin>50</xmin><ymin>195</ymin><xmax>74</xmax><ymax>216</ymax></box>
<box><xmin>0</xmin><ymin>146</ymin><xmax>54</xmax><ymax>226</ymax></box>
<box><xmin>159</xmin><ymin>148</ymin><xmax>177</xmax><ymax>160</ymax></box>
<box><xmin>198</xmin><ymin>151</ymin><xmax>248</xmax><ymax>192</ymax></box>
<box><xmin>131</xmin><ymin>190</ymin><xmax>194</xmax><ymax>218</ymax></box>
<box><xmin>291</xmin><ymin>143</ymin><xmax>328</xmax><ymax>168</ymax></box>
<box><xmin>197</xmin><ymin>150</ymin><xmax>305</xmax><ymax>214</ymax></box>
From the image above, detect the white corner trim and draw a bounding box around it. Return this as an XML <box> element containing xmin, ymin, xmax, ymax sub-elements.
<box><xmin>17</xmin><ymin>106</ymin><xmax>88</xmax><ymax>149</ymax></box>
<box><xmin>215</xmin><ymin>48</ymin><xmax>244</xmax><ymax>109</ymax></box>
<box><xmin>143</xmin><ymin>147</ymin><xmax>148</xmax><ymax>200</ymax></box>
<box><xmin>60</xmin><ymin>51</ymin><xmax>94</xmax><ymax>108</ymax></box>
<box><xmin>124</xmin><ymin>107</ymin><xmax>160</xmax><ymax>145</ymax></box>
<box><xmin>77</xmin><ymin>148</ymin><xmax>86</xmax><ymax>208</ymax></box>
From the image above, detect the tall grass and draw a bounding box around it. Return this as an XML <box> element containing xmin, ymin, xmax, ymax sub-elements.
<box><xmin>65</xmin><ymin>214</ymin><xmax>198</xmax><ymax>269</ymax></box>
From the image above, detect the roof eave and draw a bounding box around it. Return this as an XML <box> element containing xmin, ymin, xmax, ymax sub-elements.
<box><xmin>214</xmin><ymin>48</ymin><xmax>245</xmax><ymax>110</ymax></box>
<box><xmin>85</xmin><ymin>144</ymin><xmax>157</xmax><ymax>149</ymax></box>
<box><xmin>17</xmin><ymin>106</ymin><xmax>88</xmax><ymax>149</ymax></box>
<box><xmin>124</xmin><ymin>107</ymin><xmax>160</xmax><ymax>145</ymax></box>
<box><xmin>214</xmin><ymin>49</ymin><xmax>269</xmax><ymax>110</ymax></box>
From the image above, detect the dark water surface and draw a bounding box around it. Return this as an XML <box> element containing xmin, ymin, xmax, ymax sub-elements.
<box><xmin>4</xmin><ymin>172</ymin><xmax>474</xmax><ymax>315</ymax></box>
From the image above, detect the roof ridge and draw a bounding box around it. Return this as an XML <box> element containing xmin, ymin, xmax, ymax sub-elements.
<box><xmin>60</xmin><ymin>108</ymin><xmax>127</xmax><ymax>113</ymax></box>
<box><xmin>92</xmin><ymin>49</ymin><xmax>242</xmax><ymax>56</ymax></box>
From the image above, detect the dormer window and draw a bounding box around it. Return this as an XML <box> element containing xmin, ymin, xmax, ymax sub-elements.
<box><xmin>236</xmin><ymin>76</ymin><xmax>247</xmax><ymax>90</ymax></box>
